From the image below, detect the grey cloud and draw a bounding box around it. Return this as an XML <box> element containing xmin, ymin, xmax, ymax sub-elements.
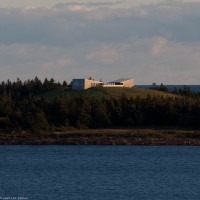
<box><xmin>0</xmin><ymin>8</ymin><xmax>81</xmax><ymax>46</ymax></box>
<box><xmin>1</xmin><ymin>2</ymin><xmax>200</xmax><ymax>47</ymax></box>
<box><xmin>138</xmin><ymin>2</ymin><xmax>200</xmax><ymax>42</ymax></box>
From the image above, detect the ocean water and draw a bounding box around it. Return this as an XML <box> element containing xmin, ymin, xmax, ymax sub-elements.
<box><xmin>0</xmin><ymin>146</ymin><xmax>200</xmax><ymax>200</ymax></box>
<box><xmin>136</xmin><ymin>85</ymin><xmax>200</xmax><ymax>92</ymax></box>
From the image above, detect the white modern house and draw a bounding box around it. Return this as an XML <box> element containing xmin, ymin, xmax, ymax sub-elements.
<box><xmin>71</xmin><ymin>78</ymin><xmax>134</xmax><ymax>90</ymax></box>
<box><xmin>72</xmin><ymin>78</ymin><xmax>104</xmax><ymax>90</ymax></box>
<box><xmin>103</xmin><ymin>78</ymin><xmax>134</xmax><ymax>88</ymax></box>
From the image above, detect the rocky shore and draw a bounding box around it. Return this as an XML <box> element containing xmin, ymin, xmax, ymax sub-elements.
<box><xmin>1</xmin><ymin>128</ymin><xmax>200</xmax><ymax>145</ymax></box>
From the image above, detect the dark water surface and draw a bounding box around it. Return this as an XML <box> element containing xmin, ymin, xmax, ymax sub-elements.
<box><xmin>0</xmin><ymin>146</ymin><xmax>200</xmax><ymax>200</ymax></box>
<box><xmin>136</xmin><ymin>85</ymin><xmax>200</xmax><ymax>92</ymax></box>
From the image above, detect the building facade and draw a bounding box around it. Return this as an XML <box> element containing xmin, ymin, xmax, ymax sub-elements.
<box><xmin>72</xmin><ymin>78</ymin><xmax>134</xmax><ymax>90</ymax></box>
<box><xmin>103</xmin><ymin>78</ymin><xmax>134</xmax><ymax>88</ymax></box>
<box><xmin>72</xmin><ymin>79</ymin><xmax>103</xmax><ymax>90</ymax></box>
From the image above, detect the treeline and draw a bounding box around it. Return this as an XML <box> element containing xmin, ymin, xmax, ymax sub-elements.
<box><xmin>150</xmin><ymin>83</ymin><xmax>200</xmax><ymax>96</ymax></box>
<box><xmin>0</xmin><ymin>77</ymin><xmax>69</xmax><ymax>96</ymax></box>
<box><xmin>0</xmin><ymin>78</ymin><xmax>200</xmax><ymax>133</ymax></box>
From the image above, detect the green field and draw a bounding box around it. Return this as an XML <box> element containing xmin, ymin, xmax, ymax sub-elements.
<box><xmin>42</xmin><ymin>87</ymin><xmax>176</xmax><ymax>100</ymax></box>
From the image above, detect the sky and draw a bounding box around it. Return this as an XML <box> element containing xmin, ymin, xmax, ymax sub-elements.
<box><xmin>0</xmin><ymin>0</ymin><xmax>200</xmax><ymax>84</ymax></box>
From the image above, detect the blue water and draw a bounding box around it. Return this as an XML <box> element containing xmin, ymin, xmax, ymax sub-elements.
<box><xmin>0</xmin><ymin>146</ymin><xmax>200</xmax><ymax>200</ymax></box>
<box><xmin>136</xmin><ymin>85</ymin><xmax>200</xmax><ymax>92</ymax></box>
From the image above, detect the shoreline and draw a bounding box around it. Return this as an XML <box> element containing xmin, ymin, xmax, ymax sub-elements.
<box><xmin>1</xmin><ymin>128</ymin><xmax>200</xmax><ymax>146</ymax></box>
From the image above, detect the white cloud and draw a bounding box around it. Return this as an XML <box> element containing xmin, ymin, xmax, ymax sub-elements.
<box><xmin>87</xmin><ymin>46</ymin><xmax>119</xmax><ymax>63</ymax></box>
<box><xmin>151</xmin><ymin>37</ymin><xmax>168</xmax><ymax>56</ymax></box>
<box><xmin>67</xmin><ymin>5</ymin><xmax>92</xmax><ymax>11</ymax></box>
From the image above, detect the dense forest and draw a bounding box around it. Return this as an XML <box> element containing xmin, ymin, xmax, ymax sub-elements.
<box><xmin>0</xmin><ymin>77</ymin><xmax>200</xmax><ymax>134</ymax></box>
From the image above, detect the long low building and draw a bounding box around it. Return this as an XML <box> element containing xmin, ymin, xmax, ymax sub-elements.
<box><xmin>72</xmin><ymin>78</ymin><xmax>134</xmax><ymax>90</ymax></box>
<box><xmin>103</xmin><ymin>78</ymin><xmax>134</xmax><ymax>88</ymax></box>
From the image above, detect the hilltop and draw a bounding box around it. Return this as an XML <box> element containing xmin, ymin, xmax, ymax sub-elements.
<box><xmin>42</xmin><ymin>86</ymin><xmax>176</xmax><ymax>100</ymax></box>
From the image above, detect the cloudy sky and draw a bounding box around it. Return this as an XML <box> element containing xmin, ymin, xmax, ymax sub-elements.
<box><xmin>0</xmin><ymin>0</ymin><xmax>200</xmax><ymax>84</ymax></box>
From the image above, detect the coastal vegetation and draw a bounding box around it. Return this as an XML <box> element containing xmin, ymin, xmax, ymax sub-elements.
<box><xmin>0</xmin><ymin>77</ymin><xmax>199</xmax><ymax>138</ymax></box>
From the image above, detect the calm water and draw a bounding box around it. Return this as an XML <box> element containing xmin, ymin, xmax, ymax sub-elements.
<box><xmin>136</xmin><ymin>85</ymin><xmax>200</xmax><ymax>92</ymax></box>
<box><xmin>0</xmin><ymin>146</ymin><xmax>200</xmax><ymax>200</ymax></box>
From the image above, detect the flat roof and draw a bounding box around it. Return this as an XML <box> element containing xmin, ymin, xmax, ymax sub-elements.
<box><xmin>73</xmin><ymin>78</ymin><xmax>103</xmax><ymax>83</ymax></box>
<box><xmin>109</xmin><ymin>78</ymin><xmax>132</xmax><ymax>83</ymax></box>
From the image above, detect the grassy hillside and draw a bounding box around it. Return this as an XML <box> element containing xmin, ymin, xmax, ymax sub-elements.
<box><xmin>91</xmin><ymin>87</ymin><xmax>175</xmax><ymax>98</ymax></box>
<box><xmin>42</xmin><ymin>87</ymin><xmax>176</xmax><ymax>101</ymax></box>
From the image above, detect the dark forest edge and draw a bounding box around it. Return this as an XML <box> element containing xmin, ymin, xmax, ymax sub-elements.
<box><xmin>0</xmin><ymin>77</ymin><xmax>200</xmax><ymax>145</ymax></box>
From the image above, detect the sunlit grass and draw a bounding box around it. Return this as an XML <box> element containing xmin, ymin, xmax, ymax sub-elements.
<box><xmin>42</xmin><ymin>86</ymin><xmax>177</xmax><ymax>101</ymax></box>
<box><xmin>95</xmin><ymin>87</ymin><xmax>176</xmax><ymax>98</ymax></box>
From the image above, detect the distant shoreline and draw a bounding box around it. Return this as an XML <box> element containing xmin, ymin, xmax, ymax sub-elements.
<box><xmin>1</xmin><ymin>128</ymin><xmax>200</xmax><ymax>146</ymax></box>
<box><xmin>136</xmin><ymin>85</ymin><xmax>200</xmax><ymax>92</ymax></box>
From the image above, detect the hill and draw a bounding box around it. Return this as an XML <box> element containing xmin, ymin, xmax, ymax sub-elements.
<box><xmin>42</xmin><ymin>86</ymin><xmax>176</xmax><ymax>100</ymax></box>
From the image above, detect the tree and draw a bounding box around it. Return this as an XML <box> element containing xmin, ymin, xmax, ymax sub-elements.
<box><xmin>62</xmin><ymin>81</ymin><xmax>68</xmax><ymax>87</ymax></box>
<box><xmin>31</xmin><ymin>109</ymin><xmax>50</xmax><ymax>134</ymax></box>
<box><xmin>159</xmin><ymin>83</ymin><xmax>168</xmax><ymax>92</ymax></box>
